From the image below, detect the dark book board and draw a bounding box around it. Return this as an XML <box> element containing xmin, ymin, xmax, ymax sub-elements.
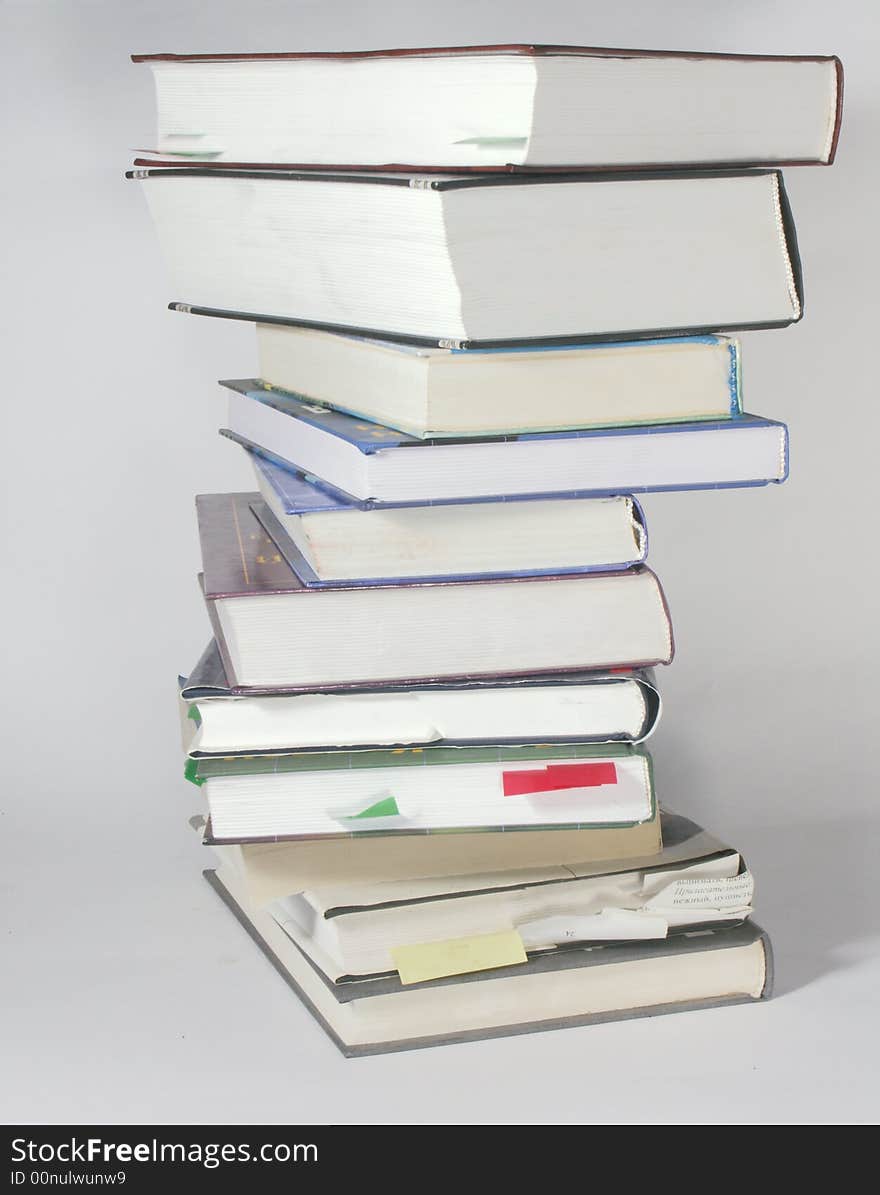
<box><xmin>205</xmin><ymin>869</ymin><xmax>773</xmax><ymax>1057</ymax></box>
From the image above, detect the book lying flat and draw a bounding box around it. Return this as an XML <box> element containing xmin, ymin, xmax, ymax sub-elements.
<box><xmin>130</xmin><ymin>168</ymin><xmax>802</xmax><ymax>347</ymax></box>
<box><xmin>223</xmin><ymin>383</ymin><xmax>789</xmax><ymax>503</ymax></box>
<box><xmin>189</xmin><ymin>742</ymin><xmax>656</xmax><ymax>843</ymax></box>
<box><xmin>262</xmin><ymin>809</ymin><xmax>721</xmax><ymax>919</ymax></box>
<box><xmin>181</xmin><ymin>641</ymin><xmax>662</xmax><ymax>753</ymax></box>
<box><xmin>206</xmin><ymin>804</ymin><xmax>663</xmax><ymax>894</ymax></box>
<box><xmin>132</xmin><ymin>44</ymin><xmax>841</xmax><ymax>171</ymax></box>
<box><xmin>251</xmin><ymin>473</ymin><xmax>647</xmax><ymax>584</ymax></box>
<box><xmin>254</xmin><ymin>328</ymin><xmax>742</xmax><ymax>438</ymax></box>
<box><xmin>197</xmin><ymin>494</ymin><xmax>674</xmax><ymax>689</ymax></box>
<box><xmin>206</xmin><ymin>866</ymin><xmax>772</xmax><ymax>1056</ymax></box>
<box><xmin>265</xmin><ymin>815</ymin><xmax>753</xmax><ymax>980</ymax></box>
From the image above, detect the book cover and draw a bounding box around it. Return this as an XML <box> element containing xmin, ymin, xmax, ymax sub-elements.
<box><xmin>179</xmin><ymin>638</ymin><xmax>662</xmax><ymax>744</ymax></box>
<box><xmin>132</xmin><ymin>43</ymin><xmax>843</xmax><ymax>171</ymax></box>
<box><xmin>205</xmin><ymin>867</ymin><xmax>773</xmax><ymax>1057</ymax></box>
<box><xmin>128</xmin><ymin>167</ymin><xmax>804</xmax><ymax>349</ymax></box>
<box><xmin>250</xmin><ymin>497</ymin><xmax>648</xmax><ymax>588</ymax></box>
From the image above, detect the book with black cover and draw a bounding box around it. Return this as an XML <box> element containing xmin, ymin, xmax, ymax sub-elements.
<box><xmin>221</xmin><ymin>381</ymin><xmax>789</xmax><ymax>503</ymax></box>
<box><xmin>129</xmin><ymin>167</ymin><xmax>803</xmax><ymax>348</ymax></box>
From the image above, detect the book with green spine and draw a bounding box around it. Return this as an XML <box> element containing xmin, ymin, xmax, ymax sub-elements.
<box><xmin>191</xmin><ymin>742</ymin><xmax>656</xmax><ymax>843</ymax></box>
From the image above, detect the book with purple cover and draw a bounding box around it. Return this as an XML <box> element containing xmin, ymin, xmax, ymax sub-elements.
<box><xmin>196</xmin><ymin>494</ymin><xmax>674</xmax><ymax>691</ymax></box>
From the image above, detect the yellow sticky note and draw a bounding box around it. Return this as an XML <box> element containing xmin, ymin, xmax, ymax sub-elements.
<box><xmin>391</xmin><ymin>929</ymin><xmax>528</xmax><ymax>986</ymax></box>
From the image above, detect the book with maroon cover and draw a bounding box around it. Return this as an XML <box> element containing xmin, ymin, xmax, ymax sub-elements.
<box><xmin>197</xmin><ymin>493</ymin><xmax>673</xmax><ymax>691</ymax></box>
<box><xmin>132</xmin><ymin>43</ymin><xmax>842</xmax><ymax>172</ymax></box>
<box><xmin>129</xmin><ymin>167</ymin><xmax>803</xmax><ymax>349</ymax></box>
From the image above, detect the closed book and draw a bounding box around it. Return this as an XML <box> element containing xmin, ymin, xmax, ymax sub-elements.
<box><xmin>251</xmin><ymin>327</ymin><xmax>741</xmax><ymax>439</ymax></box>
<box><xmin>250</xmin><ymin>467</ymin><xmax>647</xmax><ymax>583</ymax></box>
<box><xmin>129</xmin><ymin>168</ymin><xmax>802</xmax><ymax>347</ymax></box>
<box><xmin>188</xmin><ymin>741</ymin><xmax>656</xmax><ymax>843</ymax></box>
<box><xmin>222</xmin><ymin>382</ymin><xmax>788</xmax><ymax>503</ymax></box>
<box><xmin>181</xmin><ymin>641</ymin><xmax>662</xmax><ymax>753</ymax></box>
<box><xmin>132</xmin><ymin>44</ymin><xmax>841</xmax><ymax>171</ymax></box>
<box><xmin>206</xmin><ymin>866</ymin><xmax>772</xmax><ymax>1056</ymax></box>
<box><xmin>252</xmin><ymin>329</ymin><xmax>742</xmax><ymax>439</ymax></box>
<box><xmin>265</xmin><ymin>812</ymin><xmax>753</xmax><ymax>980</ymax></box>
<box><xmin>205</xmin><ymin>806</ymin><xmax>664</xmax><ymax>897</ymax></box>
<box><xmin>197</xmin><ymin>493</ymin><xmax>674</xmax><ymax>689</ymax></box>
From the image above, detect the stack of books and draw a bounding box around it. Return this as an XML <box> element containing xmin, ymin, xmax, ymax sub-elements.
<box><xmin>131</xmin><ymin>43</ymin><xmax>842</xmax><ymax>1056</ymax></box>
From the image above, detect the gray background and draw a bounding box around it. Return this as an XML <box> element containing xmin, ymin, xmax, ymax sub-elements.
<box><xmin>2</xmin><ymin>0</ymin><xmax>877</xmax><ymax>1125</ymax></box>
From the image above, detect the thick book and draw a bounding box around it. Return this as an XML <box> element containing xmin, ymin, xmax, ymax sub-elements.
<box><xmin>205</xmin><ymin>804</ymin><xmax>664</xmax><ymax>893</ymax></box>
<box><xmin>251</xmin><ymin>467</ymin><xmax>648</xmax><ymax>584</ymax></box>
<box><xmin>206</xmin><ymin>866</ymin><xmax>772</xmax><ymax>1056</ymax></box>
<box><xmin>223</xmin><ymin>381</ymin><xmax>788</xmax><ymax>503</ymax></box>
<box><xmin>181</xmin><ymin>641</ymin><xmax>662</xmax><ymax>752</ymax></box>
<box><xmin>197</xmin><ymin>493</ymin><xmax>674</xmax><ymax>689</ymax></box>
<box><xmin>129</xmin><ymin>167</ymin><xmax>803</xmax><ymax>348</ymax></box>
<box><xmin>132</xmin><ymin>44</ymin><xmax>841</xmax><ymax>171</ymax></box>
<box><xmin>254</xmin><ymin>329</ymin><xmax>741</xmax><ymax>440</ymax></box>
<box><xmin>188</xmin><ymin>741</ymin><xmax>656</xmax><ymax>843</ymax></box>
<box><xmin>264</xmin><ymin>813</ymin><xmax>753</xmax><ymax>981</ymax></box>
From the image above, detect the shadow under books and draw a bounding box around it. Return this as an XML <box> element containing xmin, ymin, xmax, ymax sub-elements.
<box><xmin>741</xmin><ymin>817</ymin><xmax>880</xmax><ymax>996</ymax></box>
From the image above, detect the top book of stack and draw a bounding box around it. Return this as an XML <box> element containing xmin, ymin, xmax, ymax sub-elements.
<box><xmin>132</xmin><ymin>44</ymin><xmax>842</xmax><ymax>172</ymax></box>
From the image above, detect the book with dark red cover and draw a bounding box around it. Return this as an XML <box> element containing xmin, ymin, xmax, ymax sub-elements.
<box><xmin>132</xmin><ymin>43</ymin><xmax>842</xmax><ymax>173</ymax></box>
<box><xmin>197</xmin><ymin>493</ymin><xmax>674</xmax><ymax>692</ymax></box>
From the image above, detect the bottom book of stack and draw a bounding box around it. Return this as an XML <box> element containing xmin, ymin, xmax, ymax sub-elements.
<box><xmin>204</xmin><ymin>812</ymin><xmax>770</xmax><ymax>1056</ymax></box>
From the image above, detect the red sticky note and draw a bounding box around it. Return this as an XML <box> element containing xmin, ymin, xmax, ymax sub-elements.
<box><xmin>502</xmin><ymin>762</ymin><xmax>618</xmax><ymax>797</ymax></box>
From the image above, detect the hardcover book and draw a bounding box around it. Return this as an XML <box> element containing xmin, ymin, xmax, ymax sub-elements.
<box><xmin>180</xmin><ymin>640</ymin><xmax>662</xmax><ymax>752</ymax></box>
<box><xmin>205</xmin><ymin>804</ymin><xmax>664</xmax><ymax>890</ymax></box>
<box><xmin>130</xmin><ymin>167</ymin><xmax>803</xmax><ymax>347</ymax></box>
<box><xmin>250</xmin><ymin>483</ymin><xmax>648</xmax><ymax>585</ymax></box>
<box><xmin>207</xmin><ymin>866</ymin><xmax>772</xmax><ymax>1056</ymax></box>
<box><xmin>188</xmin><ymin>741</ymin><xmax>657</xmax><ymax>842</ymax></box>
<box><xmin>222</xmin><ymin>382</ymin><xmax>789</xmax><ymax>503</ymax></box>
<box><xmin>254</xmin><ymin>329</ymin><xmax>741</xmax><ymax>440</ymax></box>
<box><xmin>133</xmin><ymin>44</ymin><xmax>841</xmax><ymax>171</ymax></box>
<box><xmin>264</xmin><ymin>812</ymin><xmax>754</xmax><ymax>981</ymax></box>
<box><xmin>197</xmin><ymin>493</ymin><xmax>674</xmax><ymax>689</ymax></box>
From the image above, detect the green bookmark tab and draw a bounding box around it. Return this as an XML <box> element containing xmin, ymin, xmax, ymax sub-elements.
<box><xmin>350</xmin><ymin>795</ymin><xmax>401</xmax><ymax>820</ymax></box>
<box><xmin>184</xmin><ymin>758</ymin><xmax>205</xmax><ymax>787</ymax></box>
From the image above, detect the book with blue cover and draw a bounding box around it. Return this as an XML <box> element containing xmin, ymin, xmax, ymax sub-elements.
<box><xmin>247</xmin><ymin>455</ymin><xmax>649</xmax><ymax>585</ymax></box>
<box><xmin>221</xmin><ymin>380</ymin><xmax>788</xmax><ymax>503</ymax></box>
<box><xmin>253</xmin><ymin>326</ymin><xmax>741</xmax><ymax>439</ymax></box>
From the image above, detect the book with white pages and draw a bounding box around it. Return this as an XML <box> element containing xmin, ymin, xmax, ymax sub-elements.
<box><xmin>133</xmin><ymin>44</ymin><xmax>841</xmax><ymax>171</ymax></box>
<box><xmin>206</xmin><ymin>865</ymin><xmax>772</xmax><ymax>1056</ymax></box>
<box><xmin>263</xmin><ymin>812</ymin><xmax>754</xmax><ymax>981</ymax></box>
<box><xmin>188</xmin><ymin>741</ymin><xmax>656</xmax><ymax>844</ymax></box>
<box><xmin>205</xmin><ymin>808</ymin><xmax>665</xmax><ymax>897</ymax></box>
<box><xmin>249</xmin><ymin>453</ymin><xmax>648</xmax><ymax>584</ymax></box>
<box><xmin>129</xmin><ymin>167</ymin><xmax>803</xmax><ymax>347</ymax></box>
<box><xmin>254</xmin><ymin>328</ymin><xmax>741</xmax><ymax>439</ymax></box>
<box><xmin>198</xmin><ymin>494</ymin><xmax>673</xmax><ymax>691</ymax></box>
<box><xmin>221</xmin><ymin>382</ymin><xmax>788</xmax><ymax>504</ymax></box>
<box><xmin>180</xmin><ymin>641</ymin><xmax>662</xmax><ymax>754</ymax></box>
